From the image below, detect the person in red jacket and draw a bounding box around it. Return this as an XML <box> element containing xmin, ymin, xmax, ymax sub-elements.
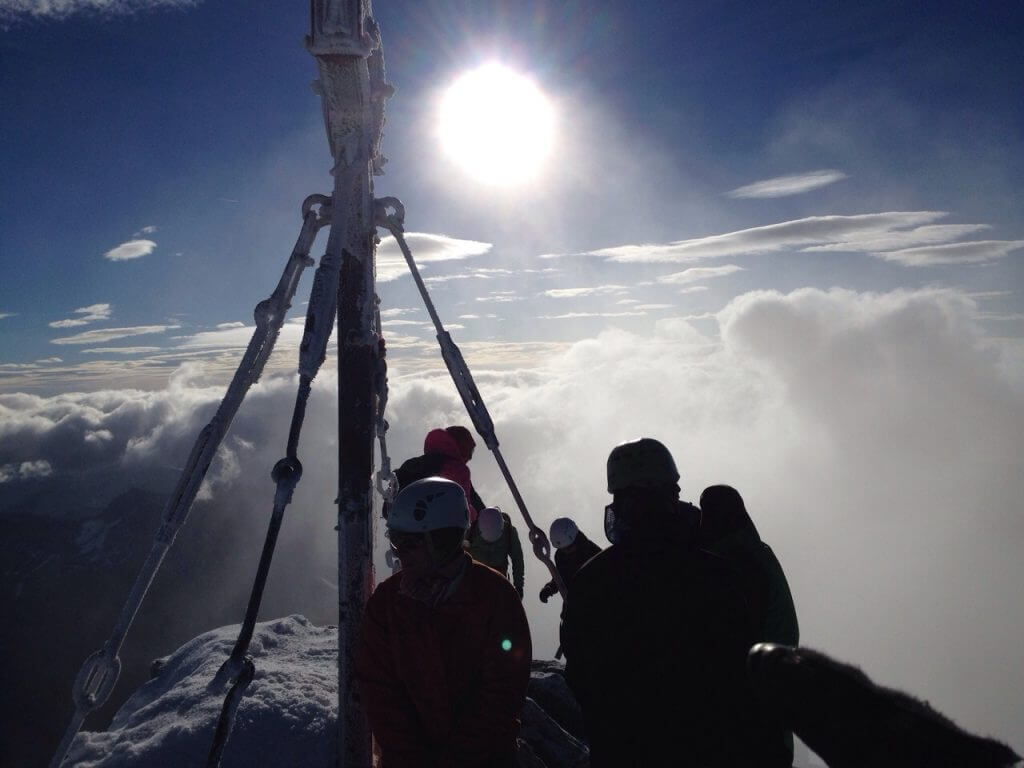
<box><xmin>356</xmin><ymin>477</ymin><xmax>532</xmax><ymax>768</ymax></box>
<box><xmin>393</xmin><ymin>427</ymin><xmax>483</xmax><ymax>523</ymax></box>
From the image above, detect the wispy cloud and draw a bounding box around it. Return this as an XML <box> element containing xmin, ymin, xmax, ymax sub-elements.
<box><xmin>0</xmin><ymin>0</ymin><xmax>196</xmax><ymax>22</ymax></box>
<box><xmin>0</xmin><ymin>312</ymin><xmax>15</xmax><ymax>320</ymax></box>
<box><xmin>81</xmin><ymin>346</ymin><xmax>163</xmax><ymax>355</ymax></box>
<box><xmin>48</xmin><ymin>303</ymin><xmax>112</xmax><ymax>328</ymax></box>
<box><xmin>543</xmin><ymin>285</ymin><xmax>629</xmax><ymax>299</ymax></box>
<box><xmin>658</xmin><ymin>265</ymin><xmax>744</xmax><ymax>285</ymax></box>
<box><xmin>104</xmin><ymin>238</ymin><xmax>156</xmax><ymax>262</ymax></box>
<box><xmin>377</xmin><ymin>232</ymin><xmax>492</xmax><ymax>282</ymax></box>
<box><xmin>380</xmin><ymin>308</ymin><xmax>419</xmax><ymax>318</ymax></box>
<box><xmin>133</xmin><ymin>225</ymin><xmax>158</xmax><ymax>236</ymax></box>
<box><xmin>476</xmin><ymin>291</ymin><xmax>524</xmax><ymax>304</ymax></box>
<box><xmin>562</xmin><ymin>212</ymin><xmax>1015</xmax><ymax>267</ymax></box>
<box><xmin>874</xmin><ymin>240</ymin><xmax>1024</xmax><ymax>266</ymax></box>
<box><xmin>678</xmin><ymin>286</ymin><xmax>710</xmax><ymax>294</ymax></box>
<box><xmin>216</xmin><ymin>322</ymin><xmax>246</xmax><ymax>330</ymax></box>
<box><xmin>539</xmin><ymin>311</ymin><xmax>647</xmax><ymax>319</ymax></box>
<box><xmin>585</xmin><ymin>212</ymin><xmax>946</xmax><ymax>263</ymax></box>
<box><xmin>803</xmin><ymin>224</ymin><xmax>990</xmax><ymax>253</ymax></box>
<box><xmin>50</xmin><ymin>324</ymin><xmax>179</xmax><ymax>345</ymax></box>
<box><xmin>728</xmin><ymin>169</ymin><xmax>847</xmax><ymax>199</ymax></box>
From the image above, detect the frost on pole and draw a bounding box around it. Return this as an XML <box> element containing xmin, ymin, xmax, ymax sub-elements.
<box><xmin>306</xmin><ymin>1</ymin><xmax>391</xmax><ymax>766</ymax></box>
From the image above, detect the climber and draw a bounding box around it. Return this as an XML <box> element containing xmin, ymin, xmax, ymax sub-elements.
<box><xmin>560</xmin><ymin>438</ymin><xmax>787</xmax><ymax>767</ymax></box>
<box><xmin>465</xmin><ymin>506</ymin><xmax>525</xmax><ymax>598</ymax></box>
<box><xmin>537</xmin><ymin>517</ymin><xmax>600</xmax><ymax>604</ymax></box>
<box><xmin>355</xmin><ymin>477</ymin><xmax>532</xmax><ymax>768</ymax></box>
<box><xmin>699</xmin><ymin>484</ymin><xmax>800</xmax><ymax>765</ymax></box>
<box><xmin>391</xmin><ymin>426</ymin><xmax>484</xmax><ymax>522</ymax></box>
<box><xmin>698</xmin><ymin>485</ymin><xmax>799</xmax><ymax>646</ymax></box>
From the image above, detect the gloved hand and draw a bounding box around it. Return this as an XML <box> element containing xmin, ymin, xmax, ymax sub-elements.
<box><xmin>539</xmin><ymin>582</ymin><xmax>557</xmax><ymax>603</ymax></box>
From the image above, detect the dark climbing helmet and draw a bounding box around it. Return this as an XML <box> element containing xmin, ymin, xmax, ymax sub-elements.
<box><xmin>606</xmin><ymin>437</ymin><xmax>680</xmax><ymax>493</ymax></box>
<box><xmin>387</xmin><ymin>477</ymin><xmax>469</xmax><ymax>533</ymax></box>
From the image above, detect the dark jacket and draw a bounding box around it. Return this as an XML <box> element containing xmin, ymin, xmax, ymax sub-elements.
<box><xmin>465</xmin><ymin>512</ymin><xmax>525</xmax><ymax>596</ymax></box>
<box><xmin>705</xmin><ymin>529</ymin><xmax>799</xmax><ymax>646</ymax></box>
<box><xmin>560</xmin><ymin>506</ymin><xmax>788</xmax><ymax>768</ymax></box>
<box><xmin>356</xmin><ymin>555</ymin><xmax>532</xmax><ymax>768</ymax></box>
<box><xmin>540</xmin><ymin>532</ymin><xmax>601</xmax><ymax>597</ymax></box>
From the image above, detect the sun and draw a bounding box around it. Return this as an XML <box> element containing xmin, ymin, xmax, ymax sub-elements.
<box><xmin>438</xmin><ymin>62</ymin><xmax>556</xmax><ymax>186</ymax></box>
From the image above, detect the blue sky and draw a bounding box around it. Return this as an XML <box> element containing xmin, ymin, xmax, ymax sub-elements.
<box><xmin>2</xmin><ymin>0</ymin><xmax>1022</xmax><ymax>387</ymax></box>
<box><xmin>2</xmin><ymin>0</ymin><xmax>1024</xmax><ymax>756</ymax></box>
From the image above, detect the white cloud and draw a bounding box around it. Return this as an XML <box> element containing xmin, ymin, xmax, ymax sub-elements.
<box><xmin>543</xmin><ymin>285</ymin><xmax>629</xmax><ymax>299</ymax></box>
<box><xmin>380</xmin><ymin>308</ymin><xmax>419</xmax><ymax>318</ymax></box>
<box><xmin>380</xmin><ymin>320</ymin><xmax>426</xmax><ymax>328</ymax></box>
<box><xmin>803</xmin><ymin>224</ymin><xmax>990</xmax><ymax>253</ymax></box>
<box><xmin>134</xmin><ymin>225</ymin><xmax>158</xmax><ymax>236</ymax></box>
<box><xmin>2</xmin><ymin>285</ymin><xmax>1024</xmax><ymax>760</ymax></box>
<box><xmin>35</xmin><ymin>357</ymin><xmax>62</xmax><ymax>363</ymax></box>
<box><xmin>216</xmin><ymin>322</ymin><xmax>245</xmax><ymax>330</ymax></box>
<box><xmin>874</xmin><ymin>240</ymin><xmax>1024</xmax><ymax>266</ymax></box>
<box><xmin>49</xmin><ymin>303</ymin><xmax>113</xmax><ymax>328</ymax></box>
<box><xmin>103</xmin><ymin>239</ymin><xmax>156</xmax><ymax>262</ymax></box>
<box><xmin>538</xmin><ymin>311</ymin><xmax>646</xmax><ymax>319</ymax></box>
<box><xmin>376</xmin><ymin>232</ymin><xmax>492</xmax><ymax>282</ymax></box>
<box><xmin>728</xmin><ymin>169</ymin><xmax>848</xmax><ymax>198</ymax></box>
<box><xmin>658</xmin><ymin>265</ymin><xmax>745</xmax><ymax>285</ymax></box>
<box><xmin>678</xmin><ymin>286</ymin><xmax>710</xmax><ymax>294</ymax></box>
<box><xmin>81</xmin><ymin>346</ymin><xmax>163</xmax><ymax>355</ymax></box>
<box><xmin>0</xmin><ymin>312</ymin><xmax>15</xmax><ymax>320</ymax></box>
<box><xmin>51</xmin><ymin>325</ymin><xmax>179</xmax><ymax>345</ymax></box>
<box><xmin>585</xmin><ymin>212</ymin><xmax>947</xmax><ymax>263</ymax></box>
<box><xmin>0</xmin><ymin>0</ymin><xmax>195</xmax><ymax>21</ymax></box>
<box><xmin>0</xmin><ymin>459</ymin><xmax>52</xmax><ymax>483</ymax></box>
<box><xmin>633</xmin><ymin>304</ymin><xmax>675</xmax><ymax>311</ymax></box>
<box><xmin>424</xmin><ymin>274</ymin><xmax>474</xmax><ymax>284</ymax></box>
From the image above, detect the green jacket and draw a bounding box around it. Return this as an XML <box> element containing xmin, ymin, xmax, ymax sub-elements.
<box><xmin>706</xmin><ymin>529</ymin><xmax>799</xmax><ymax>646</ymax></box>
<box><xmin>465</xmin><ymin>513</ymin><xmax>525</xmax><ymax>597</ymax></box>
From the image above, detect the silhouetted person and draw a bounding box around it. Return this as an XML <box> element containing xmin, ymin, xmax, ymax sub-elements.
<box><xmin>538</xmin><ymin>517</ymin><xmax>601</xmax><ymax>603</ymax></box>
<box><xmin>465</xmin><ymin>506</ymin><xmax>525</xmax><ymax>598</ymax></box>
<box><xmin>700</xmin><ymin>484</ymin><xmax>800</xmax><ymax>764</ymax></box>
<box><xmin>356</xmin><ymin>478</ymin><xmax>532</xmax><ymax>768</ymax></box>
<box><xmin>560</xmin><ymin>438</ymin><xmax>783</xmax><ymax>767</ymax></box>
<box><xmin>699</xmin><ymin>485</ymin><xmax>798</xmax><ymax>646</ymax></box>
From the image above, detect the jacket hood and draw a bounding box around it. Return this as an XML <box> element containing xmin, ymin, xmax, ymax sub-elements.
<box><xmin>424</xmin><ymin>428</ymin><xmax>463</xmax><ymax>460</ymax></box>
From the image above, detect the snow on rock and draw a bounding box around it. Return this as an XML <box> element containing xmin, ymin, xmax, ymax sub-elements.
<box><xmin>66</xmin><ymin>616</ymin><xmax>337</xmax><ymax>767</ymax></box>
<box><xmin>65</xmin><ymin>615</ymin><xmax>588</xmax><ymax>768</ymax></box>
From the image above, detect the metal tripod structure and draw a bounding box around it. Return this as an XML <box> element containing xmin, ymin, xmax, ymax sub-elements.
<box><xmin>50</xmin><ymin>2</ymin><xmax>565</xmax><ymax>766</ymax></box>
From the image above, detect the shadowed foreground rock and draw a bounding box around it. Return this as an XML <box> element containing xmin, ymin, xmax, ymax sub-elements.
<box><xmin>64</xmin><ymin>616</ymin><xmax>588</xmax><ymax>768</ymax></box>
<box><xmin>748</xmin><ymin>643</ymin><xmax>1022</xmax><ymax>768</ymax></box>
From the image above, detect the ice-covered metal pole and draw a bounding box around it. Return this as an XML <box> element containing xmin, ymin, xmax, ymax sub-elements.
<box><xmin>306</xmin><ymin>2</ymin><xmax>391</xmax><ymax>766</ymax></box>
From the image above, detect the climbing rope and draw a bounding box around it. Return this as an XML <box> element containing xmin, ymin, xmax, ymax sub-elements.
<box><xmin>374</xmin><ymin>196</ymin><xmax>567</xmax><ymax>598</ymax></box>
<box><xmin>48</xmin><ymin>194</ymin><xmax>331</xmax><ymax>768</ymax></box>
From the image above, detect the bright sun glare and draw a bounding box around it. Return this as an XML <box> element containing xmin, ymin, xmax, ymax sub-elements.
<box><xmin>438</xmin><ymin>62</ymin><xmax>556</xmax><ymax>186</ymax></box>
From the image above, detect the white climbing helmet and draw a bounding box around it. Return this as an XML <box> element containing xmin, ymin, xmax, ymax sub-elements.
<box><xmin>606</xmin><ymin>437</ymin><xmax>680</xmax><ymax>493</ymax></box>
<box><xmin>549</xmin><ymin>517</ymin><xmax>579</xmax><ymax>549</ymax></box>
<box><xmin>387</xmin><ymin>477</ymin><xmax>469</xmax><ymax>533</ymax></box>
<box><xmin>477</xmin><ymin>507</ymin><xmax>505</xmax><ymax>543</ymax></box>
